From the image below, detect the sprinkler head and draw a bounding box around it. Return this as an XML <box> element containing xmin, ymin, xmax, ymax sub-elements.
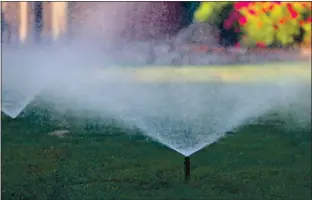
<box><xmin>184</xmin><ymin>156</ymin><xmax>190</xmax><ymax>182</ymax></box>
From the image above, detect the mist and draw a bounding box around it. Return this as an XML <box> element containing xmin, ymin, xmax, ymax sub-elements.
<box><xmin>2</xmin><ymin>2</ymin><xmax>311</xmax><ymax>156</ymax></box>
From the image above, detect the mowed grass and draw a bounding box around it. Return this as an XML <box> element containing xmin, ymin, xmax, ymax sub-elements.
<box><xmin>1</xmin><ymin>109</ymin><xmax>311</xmax><ymax>200</ymax></box>
<box><xmin>102</xmin><ymin>61</ymin><xmax>312</xmax><ymax>83</ymax></box>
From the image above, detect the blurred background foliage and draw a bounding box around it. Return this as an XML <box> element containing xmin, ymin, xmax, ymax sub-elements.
<box><xmin>193</xmin><ymin>1</ymin><xmax>311</xmax><ymax>48</ymax></box>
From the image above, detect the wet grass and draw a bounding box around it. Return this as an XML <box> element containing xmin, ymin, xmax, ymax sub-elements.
<box><xmin>1</xmin><ymin>111</ymin><xmax>311</xmax><ymax>200</ymax></box>
<box><xmin>106</xmin><ymin>61</ymin><xmax>312</xmax><ymax>83</ymax></box>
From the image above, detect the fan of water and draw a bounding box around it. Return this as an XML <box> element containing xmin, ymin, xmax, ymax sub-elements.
<box><xmin>1</xmin><ymin>2</ymin><xmax>311</xmax><ymax>156</ymax></box>
<box><xmin>1</xmin><ymin>49</ymin><xmax>54</xmax><ymax>118</ymax></box>
<box><xmin>2</xmin><ymin>44</ymin><xmax>311</xmax><ymax>156</ymax></box>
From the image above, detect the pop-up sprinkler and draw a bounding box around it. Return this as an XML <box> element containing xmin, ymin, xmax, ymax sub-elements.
<box><xmin>184</xmin><ymin>156</ymin><xmax>191</xmax><ymax>182</ymax></box>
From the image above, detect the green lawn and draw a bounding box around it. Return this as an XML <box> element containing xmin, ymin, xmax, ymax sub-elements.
<box><xmin>103</xmin><ymin>61</ymin><xmax>311</xmax><ymax>83</ymax></box>
<box><xmin>1</xmin><ymin>107</ymin><xmax>311</xmax><ymax>200</ymax></box>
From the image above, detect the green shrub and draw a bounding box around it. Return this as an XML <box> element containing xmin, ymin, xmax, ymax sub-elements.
<box><xmin>236</xmin><ymin>2</ymin><xmax>312</xmax><ymax>47</ymax></box>
<box><xmin>194</xmin><ymin>2</ymin><xmax>232</xmax><ymax>25</ymax></box>
<box><xmin>192</xmin><ymin>2</ymin><xmax>311</xmax><ymax>48</ymax></box>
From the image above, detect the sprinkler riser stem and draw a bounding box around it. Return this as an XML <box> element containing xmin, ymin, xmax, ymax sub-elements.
<box><xmin>184</xmin><ymin>156</ymin><xmax>190</xmax><ymax>181</ymax></box>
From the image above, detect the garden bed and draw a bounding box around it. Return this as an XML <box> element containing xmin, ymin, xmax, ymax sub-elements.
<box><xmin>112</xmin><ymin>41</ymin><xmax>310</xmax><ymax>66</ymax></box>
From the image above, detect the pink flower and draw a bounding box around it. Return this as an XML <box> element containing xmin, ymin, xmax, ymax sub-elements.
<box><xmin>301</xmin><ymin>17</ymin><xmax>312</xmax><ymax>25</ymax></box>
<box><xmin>286</xmin><ymin>3</ymin><xmax>298</xmax><ymax>19</ymax></box>
<box><xmin>234</xmin><ymin>27</ymin><xmax>241</xmax><ymax>33</ymax></box>
<box><xmin>234</xmin><ymin>2</ymin><xmax>252</xmax><ymax>10</ymax></box>
<box><xmin>228</xmin><ymin>10</ymin><xmax>240</xmax><ymax>20</ymax></box>
<box><xmin>290</xmin><ymin>10</ymin><xmax>298</xmax><ymax>19</ymax></box>
<box><xmin>239</xmin><ymin>16</ymin><xmax>248</xmax><ymax>26</ymax></box>
<box><xmin>223</xmin><ymin>19</ymin><xmax>233</xmax><ymax>30</ymax></box>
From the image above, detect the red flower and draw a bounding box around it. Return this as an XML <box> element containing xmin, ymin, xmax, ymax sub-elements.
<box><xmin>300</xmin><ymin>20</ymin><xmax>305</xmax><ymax>26</ymax></box>
<box><xmin>279</xmin><ymin>18</ymin><xmax>287</xmax><ymax>24</ymax></box>
<box><xmin>239</xmin><ymin>16</ymin><xmax>248</xmax><ymax>26</ymax></box>
<box><xmin>248</xmin><ymin>9</ymin><xmax>256</xmax><ymax>15</ymax></box>
<box><xmin>268</xmin><ymin>4</ymin><xmax>275</xmax><ymax>11</ymax></box>
<box><xmin>273</xmin><ymin>24</ymin><xmax>279</xmax><ymax>30</ymax></box>
<box><xmin>307</xmin><ymin>17</ymin><xmax>312</xmax><ymax>23</ymax></box>
<box><xmin>235</xmin><ymin>42</ymin><xmax>241</xmax><ymax>48</ymax></box>
<box><xmin>256</xmin><ymin>42</ymin><xmax>266</xmax><ymax>48</ymax></box>
<box><xmin>286</xmin><ymin>3</ymin><xmax>298</xmax><ymax>19</ymax></box>
<box><xmin>301</xmin><ymin>3</ymin><xmax>308</xmax><ymax>8</ymax></box>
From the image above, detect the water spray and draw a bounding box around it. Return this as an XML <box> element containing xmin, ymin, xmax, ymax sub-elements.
<box><xmin>184</xmin><ymin>156</ymin><xmax>191</xmax><ymax>182</ymax></box>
